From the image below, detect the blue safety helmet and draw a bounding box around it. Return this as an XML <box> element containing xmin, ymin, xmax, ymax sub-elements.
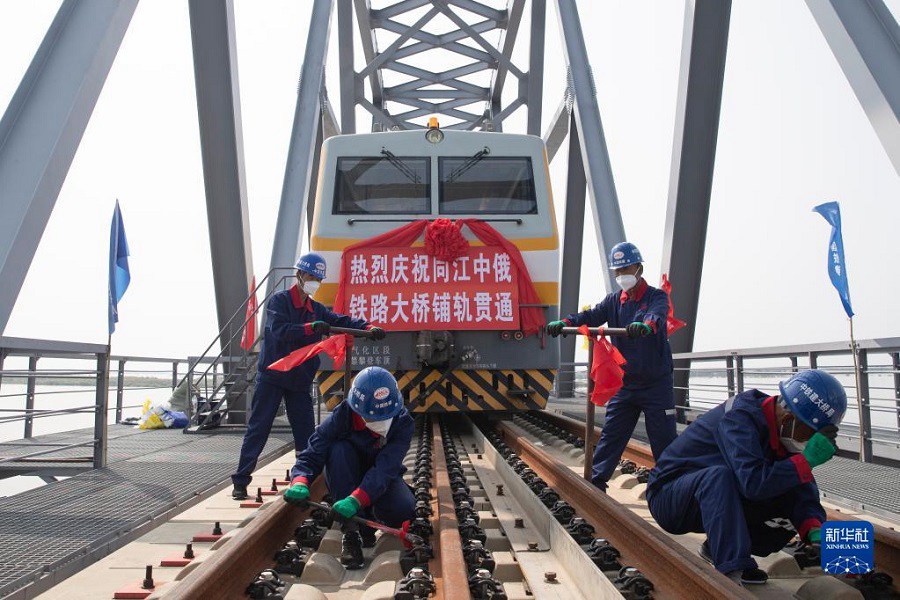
<box><xmin>608</xmin><ymin>242</ymin><xmax>643</xmax><ymax>270</ymax></box>
<box><xmin>778</xmin><ymin>369</ymin><xmax>847</xmax><ymax>430</ymax></box>
<box><xmin>347</xmin><ymin>367</ymin><xmax>403</xmax><ymax>421</ymax></box>
<box><xmin>295</xmin><ymin>252</ymin><xmax>327</xmax><ymax>280</ymax></box>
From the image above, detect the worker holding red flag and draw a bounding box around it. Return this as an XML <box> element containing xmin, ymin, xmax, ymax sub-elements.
<box><xmin>547</xmin><ymin>242</ymin><xmax>676</xmax><ymax>492</ymax></box>
<box><xmin>231</xmin><ymin>253</ymin><xmax>385</xmax><ymax>500</ymax></box>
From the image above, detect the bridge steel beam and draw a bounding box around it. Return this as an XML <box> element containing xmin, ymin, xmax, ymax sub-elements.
<box><xmin>338</xmin><ymin>0</ymin><xmax>357</xmax><ymax>133</ymax></box>
<box><xmin>268</xmin><ymin>0</ymin><xmax>335</xmax><ymax>297</ymax></box>
<box><xmin>660</xmin><ymin>0</ymin><xmax>732</xmax><ymax>417</ymax></box>
<box><xmin>806</xmin><ymin>0</ymin><xmax>900</xmax><ymax>175</ymax></box>
<box><xmin>0</xmin><ymin>0</ymin><xmax>138</xmax><ymax>335</ymax></box>
<box><xmin>188</xmin><ymin>0</ymin><xmax>254</xmax><ymax>372</ymax></box>
<box><xmin>558</xmin><ymin>116</ymin><xmax>587</xmax><ymax>398</ymax></box>
<box><xmin>526</xmin><ymin>0</ymin><xmax>546</xmax><ymax>136</ymax></box>
<box><xmin>555</xmin><ymin>0</ymin><xmax>626</xmax><ymax>292</ymax></box>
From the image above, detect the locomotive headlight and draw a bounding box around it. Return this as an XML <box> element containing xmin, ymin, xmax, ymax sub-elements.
<box><xmin>425</xmin><ymin>127</ymin><xmax>444</xmax><ymax>144</ymax></box>
<box><xmin>425</xmin><ymin>116</ymin><xmax>444</xmax><ymax>144</ymax></box>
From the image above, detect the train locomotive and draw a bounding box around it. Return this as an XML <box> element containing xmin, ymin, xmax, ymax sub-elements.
<box><xmin>310</xmin><ymin>121</ymin><xmax>560</xmax><ymax>412</ymax></box>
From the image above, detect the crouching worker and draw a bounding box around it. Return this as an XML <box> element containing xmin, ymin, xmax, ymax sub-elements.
<box><xmin>282</xmin><ymin>366</ymin><xmax>415</xmax><ymax>569</ymax></box>
<box><xmin>646</xmin><ymin>369</ymin><xmax>846</xmax><ymax>586</ymax></box>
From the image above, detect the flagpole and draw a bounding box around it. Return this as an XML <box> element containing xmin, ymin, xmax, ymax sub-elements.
<box><xmin>848</xmin><ymin>316</ymin><xmax>866</xmax><ymax>461</ymax></box>
<box><xmin>583</xmin><ymin>337</ymin><xmax>595</xmax><ymax>481</ymax></box>
<box><xmin>93</xmin><ymin>332</ymin><xmax>112</xmax><ymax>468</ymax></box>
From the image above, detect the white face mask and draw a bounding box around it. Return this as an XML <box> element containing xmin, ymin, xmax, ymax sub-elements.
<box><xmin>780</xmin><ymin>437</ymin><xmax>807</xmax><ymax>454</ymax></box>
<box><xmin>616</xmin><ymin>274</ymin><xmax>638</xmax><ymax>291</ymax></box>
<box><xmin>302</xmin><ymin>280</ymin><xmax>321</xmax><ymax>296</ymax></box>
<box><xmin>365</xmin><ymin>417</ymin><xmax>393</xmax><ymax>437</ymax></box>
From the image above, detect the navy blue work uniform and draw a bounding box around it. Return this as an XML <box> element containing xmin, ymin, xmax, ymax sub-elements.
<box><xmin>290</xmin><ymin>401</ymin><xmax>416</xmax><ymax>528</ymax></box>
<box><xmin>646</xmin><ymin>390</ymin><xmax>824</xmax><ymax>574</ymax></box>
<box><xmin>564</xmin><ymin>278</ymin><xmax>676</xmax><ymax>490</ymax></box>
<box><xmin>231</xmin><ymin>285</ymin><xmax>369</xmax><ymax>487</ymax></box>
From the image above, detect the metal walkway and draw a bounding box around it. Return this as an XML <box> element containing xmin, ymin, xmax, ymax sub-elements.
<box><xmin>552</xmin><ymin>402</ymin><xmax>900</xmax><ymax>523</ymax></box>
<box><xmin>0</xmin><ymin>425</ymin><xmax>294</xmax><ymax>599</ymax></box>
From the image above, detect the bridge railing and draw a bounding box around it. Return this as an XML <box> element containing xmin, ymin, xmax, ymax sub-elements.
<box><xmin>553</xmin><ymin>337</ymin><xmax>900</xmax><ymax>463</ymax></box>
<box><xmin>0</xmin><ymin>336</ymin><xmax>192</xmax><ymax>468</ymax></box>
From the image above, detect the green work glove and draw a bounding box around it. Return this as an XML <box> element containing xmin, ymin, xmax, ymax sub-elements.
<box><xmin>808</xmin><ymin>528</ymin><xmax>821</xmax><ymax>545</ymax></box>
<box><xmin>332</xmin><ymin>496</ymin><xmax>361</xmax><ymax>520</ymax></box>
<box><xmin>626</xmin><ymin>322</ymin><xmax>652</xmax><ymax>338</ymax></box>
<box><xmin>546</xmin><ymin>321</ymin><xmax>566</xmax><ymax>337</ymax></box>
<box><xmin>283</xmin><ymin>482</ymin><xmax>310</xmax><ymax>504</ymax></box>
<box><xmin>802</xmin><ymin>432</ymin><xmax>837</xmax><ymax>468</ymax></box>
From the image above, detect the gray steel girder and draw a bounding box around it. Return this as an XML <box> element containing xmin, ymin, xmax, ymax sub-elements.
<box><xmin>661</xmin><ymin>0</ymin><xmax>731</xmax><ymax>415</ymax></box>
<box><xmin>0</xmin><ymin>0</ymin><xmax>139</xmax><ymax>335</ymax></box>
<box><xmin>806</xmin><ymin>0</ymin><xmax>900</xmax><ymax>175</ymax></box>
<box><xmin>555</xmin><ymin>0</ymin><xmax>626</xmax><ymax>292</ymax></box>
<box><xmin>558</xmin><ymin>116</ymin><xmax>587</xmax><ymax>397</ymax></box>
<box><xmin>188</xmin><ymin>0</ymin><xmax>255</xmax><ymax>363</ymax></box>
<box><xmin>268</xmin><ymin>0</ymin><xmax>335</xmax><ymax>296</ymax></box>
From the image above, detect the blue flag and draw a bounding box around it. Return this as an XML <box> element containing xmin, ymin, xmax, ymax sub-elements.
<box><xmin>108</xmin><ymin>201</ymin><xmax>131</xmax><ymax>334</ymax></box>
<box><xmin>813</xmin><ymin>201</ymin><xmax>853</xmax><ymax>318</ymax></box>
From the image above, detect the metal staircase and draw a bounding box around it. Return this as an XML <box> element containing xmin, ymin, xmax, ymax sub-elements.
<box><xmin>183</xmin><ymin>268</ymin><xmax>297</xmax><ymax>432</ymax></box>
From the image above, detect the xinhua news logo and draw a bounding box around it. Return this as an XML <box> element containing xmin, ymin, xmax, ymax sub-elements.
<box><xmin>821</xmin><ymin>521</ymin><xmax>874</xmax><ymax>575</ymax></box>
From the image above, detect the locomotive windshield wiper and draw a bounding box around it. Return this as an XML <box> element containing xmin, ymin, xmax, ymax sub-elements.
<box><xmin>380</xmin><ymin>148</ymin><xmax>421</xmax><ymax>184</ymax></box>
<box><xmin>446</xmin><ymin>147</ymin><xmax>490</xmax><ymax>183</ymax></box>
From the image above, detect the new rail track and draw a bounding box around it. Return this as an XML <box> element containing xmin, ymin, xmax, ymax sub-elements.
<box><xmin>87</xmin><ymin>411</ymin><xmax>897</xmax><ymax>599</ymax></box>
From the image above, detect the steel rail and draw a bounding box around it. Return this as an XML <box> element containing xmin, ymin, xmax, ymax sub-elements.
<box><xmin>539</xmin><ymin>410</ymin><xmax>900</xmax><ymax>584</ymax></box>
<box><xmin>431</xmin><ymin>419</ymin><xmax>471</xmax><ymax>600</ymax></box>
<box><xmin>165</xmin><ymin>477</ymin><xmax>325</xmax><ymax>599</ymax></box>
<box><xmin>495</xmin><ymin>420</ymin><xmax>751</xmax><ymax>600</ymax></box>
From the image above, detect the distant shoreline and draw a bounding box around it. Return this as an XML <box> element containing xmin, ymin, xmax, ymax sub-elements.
<box><xmin>1</xmin><ymin>376</ymin><xmax>172</xmax><ymax>388</ymax></box>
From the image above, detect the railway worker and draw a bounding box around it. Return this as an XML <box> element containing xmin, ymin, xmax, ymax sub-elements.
<box><xmin>546</xmin><ymin>241</ymin><xmax>677</xmax><ymax>492</ymax></box>
<box><xmin>231</xmin><ymin>253</ymin><xmax>386</xmax><ymax>500</ymax></box>
<box><xmin>282</xmin><ymin>366</ymin><xmax>415</xmax><ymax>570</ymax></box>
<box><xmin>646</xmin><ymin>369</ymin><xmax>846</xmax><ymax>586</ymax></box>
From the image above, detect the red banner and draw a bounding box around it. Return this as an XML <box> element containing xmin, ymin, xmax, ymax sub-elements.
<box><xmin>344</xmin><ymin>246</ymin><xmax>520</xmax><ymax>331</ymax></box>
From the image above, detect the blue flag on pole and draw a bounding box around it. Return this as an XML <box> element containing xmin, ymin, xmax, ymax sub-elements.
<box><xmin>108</xmin><ymin>200</ymin><xmax>131</xmax><ymax>334</ymax></box>
<box><xmin>813</xmin><ymin>201</ymin><xmax>853</xmax><ymax>318</ymax></box>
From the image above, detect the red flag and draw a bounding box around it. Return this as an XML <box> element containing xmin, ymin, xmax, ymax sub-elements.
<box><xmin>660</xmin><ymin>274</ymin><xmax>687</xmax><ymax>336</ymax></box>
<box><xmin>268</xmin><ymin>334</ymin><xmax>352</xmax><ymax>371</ymax></box>
<box><xmin>578</xmin><ymin>324</ymin><xmax>626</xmax><ymax>407</ymax></box>
<box><xmin>240</xmin><ymin>277</ymin><xmax>258</xmax><ymax>351</ymax></box>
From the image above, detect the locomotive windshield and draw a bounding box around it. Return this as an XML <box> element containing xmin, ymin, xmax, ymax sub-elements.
<box><xmin>438</xmin><ymin>157</ymin><xmax>537</xmax><ymax>215</ymax></box>
<box><xmin>334</xmin><ymin>156</ymin><xmax>430</xmax><ymax>214</ymax></box>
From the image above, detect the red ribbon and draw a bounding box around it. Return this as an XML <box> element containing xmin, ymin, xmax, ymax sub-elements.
<box><xmin>577</xmin><ymin>324</ymin><xmax>626</xmax><ymax>406</ymax></box>
<box><xmin>267</xmin><ymin>334</ymin><xmax>352</xmax><ymax>371</ymax></box>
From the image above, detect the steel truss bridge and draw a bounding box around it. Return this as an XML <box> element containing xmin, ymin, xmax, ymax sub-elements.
<box><xmin>0</xmin><ymin>0</ymin><xmax>898</xmax><ymax>450</ymax></box>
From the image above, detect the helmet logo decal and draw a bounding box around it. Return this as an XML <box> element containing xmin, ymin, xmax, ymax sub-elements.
<box><xmin>315</xmin><ymin>262</ymin><xmax>326</xmax><ymax>271</ymax></box>
<box><xmin>613</xmin><ymin>251</ymin><xmax>624</xmax><ymax>260</ymax></box>
<box><xmin>374</xmin><ymin>387</ymin><xmax>390</xmax><ymax>401</ymax></box>
<box><xmin>797</xmin><ymin>382</ymin><xmax>836</xmax><ymax>417</ymax></box>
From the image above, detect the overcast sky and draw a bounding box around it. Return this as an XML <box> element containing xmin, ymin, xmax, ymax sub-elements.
<box><xmin>1</xmin><ymin>1</ymin><xmax>898</xmax><ymax>362</ymax></box>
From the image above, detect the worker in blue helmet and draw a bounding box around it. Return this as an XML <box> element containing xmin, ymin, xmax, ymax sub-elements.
<box><xmin>283</xmin><ymin>367</ymin><xmax>415</xmax><ymax>569</ymax></box>
<box><xmin>646</xmin><ymin>370</ymin><xmax>846</xmax><ymax>586</ymax></box>
<box><xmin>547</xmin><ymin>242</ymin><xmax>677</xmax><ymax>491</ymax></box>
<box><xmin>231</xmin><ymin>253</ymin><xmax>387</xmax><ymax>500</ymax></box>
